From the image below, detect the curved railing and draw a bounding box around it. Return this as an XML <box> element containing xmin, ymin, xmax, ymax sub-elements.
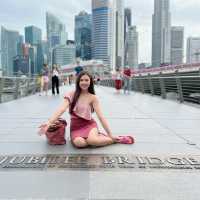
<box><xmin>100</xmin><ymin>74</ymin><xmax>200</xmax><ymax>104</ymax></box>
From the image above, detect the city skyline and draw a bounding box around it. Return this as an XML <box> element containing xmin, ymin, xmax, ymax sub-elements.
<box><xmin>0</xmin><ymin>0</ymin><xmax>200</xmax><ymax>63</ymax></box>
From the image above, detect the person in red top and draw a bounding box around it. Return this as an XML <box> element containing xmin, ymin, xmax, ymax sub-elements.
<box><xmin>123</xmin><ymin>66</ymin><xmax>132</xmax><ymax>94</ymax></box>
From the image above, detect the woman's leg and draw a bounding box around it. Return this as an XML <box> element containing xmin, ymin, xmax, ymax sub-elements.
<box><xmin>56</xmin><ymin>77</ymin><xmax>59</xmax><ymax>94</ymax></box>
<box><xmin>44</xmin><ymin>82</ymin><xmax>48</xmax><ymax>95</ymax></box>
<box><xmin>73</xmin><ymin>137</ymin><xmax>88</xmax><ymax>148</ymax></box>
<box><xmin>52</xmin><ymin>77</ymin><xmax>55</xmax><ymax>95</ymax></box>
<box><xmin>86</xmin><ymin>128</ymin><xmax>115</xmax><ymax>147</ymax></box>
<box><xmin>40</xmin><ymin>77</ymin><xmax>44</xmax><ymax>95</ymax></box>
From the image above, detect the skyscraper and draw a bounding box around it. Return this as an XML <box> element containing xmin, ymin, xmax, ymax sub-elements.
<box><xmin>152</xmin><ymin>0</ymin><xmax>171</xmax><ymax>67</ymax></box>
<box><xmin>25</xmin><ymin>26</ymin><xmax>42</xmax><ymax>45</ymax></box>
<box><xmin>127</xmin><ymin>26</ymin><xmax>138</xmax><ymax>68</ymax></box>
<box><xmin>171</xmin><ymin>26</ymin><xmax>184</xmax><ymax>65</ymax></box>
<box><xmin>124</xmin><ymin>8</ymin><xmax>132</xmax><ymax>65</ymax></box>
<box><xmin>0</xmin><ymin>30</ymin><xmax>2</xmax><ymax>75</ymax></box>
<box><xmin>17</xmin><ymin>35</ymin><xmax>24</xmax><ymax>56</ymax></box>
<box><xmin>52</xmin><ymin>44</ymin><xmax>76</xmax><ymax>66</ymax></box>
<box><xmin>46</xmin><ymin>12</ymin><xmax>67</xmax><ymax>49</ymax></box>
<box><xmin>92</xmin><ymin>0</ymin><xmax>109</xmax><ymax>63</ymax></box>
<box><xmin>46</xmin><ymin>12</ymin><xmax>68</xmax><ymax>64</ymax></box>
<box><xmin>1</xmin><ymin>26</ymin><xmax>20</xmax><ymax>76</ymax></box>
<box><xmin>25</xmin><ymin>26</ymin><xmax>43</xmax><ymax>74</ymax></box>
<box><xmin>109</xmin><ymin>0</ymin><xmax>124</xmax><ymax>71</ymax></box>
<box><xmin>75</xmin><ymin>11</ymin><xmax>92</xmax><ymax>60</ymax></box>
<box><xmin>186</xmin><ymin>37</ymin><xmax>200</xmax><ymax>64</ymax></box>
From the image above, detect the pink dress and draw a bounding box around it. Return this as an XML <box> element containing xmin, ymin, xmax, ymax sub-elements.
<box><xmin>64</xmin><ymin>91</ymin><xmax>98</xmax><ymax>141</ymax></box>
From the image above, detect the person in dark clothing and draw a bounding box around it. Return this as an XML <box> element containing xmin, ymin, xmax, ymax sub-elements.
<box><xmin>52</xmin><ymin>65</ymin><xmax>60</xmax><ymax>95</ymax></box>
<box><xmin>74</xmin><ymin>61</ymin><xmax>83</xmax><ymax>76</ymax></box>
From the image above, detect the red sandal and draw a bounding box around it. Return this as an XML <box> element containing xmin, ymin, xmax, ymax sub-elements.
<box><xmin>116</xmin><ymin>136</ymin><xmax>135</xmax><ymax>144</ymax></box>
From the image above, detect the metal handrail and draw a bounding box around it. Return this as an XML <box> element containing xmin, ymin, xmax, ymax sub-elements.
<box><xmin>100</xmin><ymin>75</ymin><xmax>200</xmax><ymax>104</ymax></box>
<box><xmin>0</xmin><ymin>77</ymin><xmax>40</xmax><ymax>103</ymax></box>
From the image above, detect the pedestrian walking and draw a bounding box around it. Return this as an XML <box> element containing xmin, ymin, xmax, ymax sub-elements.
<box><xmin>123</xmin><ymin>66</ymin><xmax>132</xmax><ymax>94</ymax></box>
<box><xmin>74</xmin><ymin>61</ymin><xmax>83</xmax><ymax>76</ymax></box>
<box><xmin>114</xmin><ymin>68</ymin><xmax>123</xmax><ymax>94</ymax></box>
<box><xmin>40</xmin><ymin>64</ymin><xmax>49</xmax><ymax>96</ymax></box>
<box><xmin>52</xmin><ymin>65</ymin><xmax>60</xmax><ymax>95</ymax></box>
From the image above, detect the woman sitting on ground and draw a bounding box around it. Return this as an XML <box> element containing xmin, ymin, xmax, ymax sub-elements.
<box><xmin>39</xmin><ymin>71</ymin><xmax>134</xmax><ymax>148</ymax></box>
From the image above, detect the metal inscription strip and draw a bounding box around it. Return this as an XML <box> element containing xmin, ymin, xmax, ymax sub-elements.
<box><xmin>0</xmin><ymin>154</ymin><xmax>200</xmax><ymax>171</ymax></box>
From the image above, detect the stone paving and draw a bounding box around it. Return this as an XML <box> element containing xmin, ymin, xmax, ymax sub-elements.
<box><xmin>0</xmin><ymin>85</ymin><xmax>200</xmax><ymax>200</ymax></box>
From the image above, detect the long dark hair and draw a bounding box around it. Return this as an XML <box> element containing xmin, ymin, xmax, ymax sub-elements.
<box><xmin>69</xmin><ymin>71</ymin><xmax>95</xmax><ymax>114</ymax></box>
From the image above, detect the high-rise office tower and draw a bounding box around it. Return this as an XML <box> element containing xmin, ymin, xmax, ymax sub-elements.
<box><xmin>46</xmin><ymin>12</ymin><xmax>68</xmax><ymax>64</ymax></box>
<box><xmin>124</xmin><ymin>8</ymin><xmax>132</xmax><ymax>65</ymax></box>
<box><xmin>25</xmin><ymin>26</ymin><xmax>43</xmax><ymax>74</ymax></box>
<box><xmin>152</xmin><ymin>0</ymin><xmax>171</xmax><ymax>67</ymax></box>
<box><xmin>170</xmin><ymin>26</ymin><xmax>184</xmax><ymax>65</ymax></box>
<box><xmin>52</xmin><ymin>44</ymin><xmax>76</xmax><ymax>66</ymax></box>
<box><xmin>1</xmin><ymin>26</ymin><xmax>20</xmax><ymax>76</ymax></box>
<box><xmin>25</xmin><ymin>26</ymin><xmax>42</xmax><ymax>45</ymax></box>
<box><xmin>109</xmin><ymin>0</ymin><xmax>124</xmax><ymax>71</ymax></box>
<box><xmin>0</xmin><ymin>30</ymin><xmax>2</xmax><ymax>76</ymax></box>
<box><xmin>127</xmin><ymin>26</ymin><xmax>138</xmax><ymax>68</ymax></box>
<box><xmin>75</xmin><ymin>11</ymin><xmax>92</xmax><ymax>60</ymax></box>
<box><xmin>92</xmin><ymin>0</ymin><xmax>109</xmax><ymax>63</ymax></box>
<box><xmin>186</xmin><ymin>37</ymin><xmax>200</xmax><ymax>64</ymax></box>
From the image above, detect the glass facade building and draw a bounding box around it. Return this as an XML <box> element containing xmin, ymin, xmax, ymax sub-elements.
<box><xmin>25</xmin><ymin>26</ymin><xmax>42</xmax><ymax>45</ymax></box>
<box><xmin>75</xmin><ymin>11</ymin><xmax>92</xmax><ymax>60</ymax></box>
<box><xmin>92</xmin><ymin>0</ymin><xmax>109</xmax><ymax>63</ymax></box>
<box><xmin>52</xmin><ymin>44</ymin><xmax>76</xmax><ymax>66</ymax></box>
<box><xmin>46</xmin><ymin>12</ymin><xmax>68</xmax><ymax>65</ymax></box>
<box><xmin>1</xmin><ymin>26</ymin><xmax>20</xmax><ymax>76</ymax></box>
<box><xmin>152</xmin><ymin>0</ymin><xmax>171</xmax><ymax>67</ymax></box>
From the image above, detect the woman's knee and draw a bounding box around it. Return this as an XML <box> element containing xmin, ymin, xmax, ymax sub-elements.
<box><xmin>72</xmin><ymin>137</ymin><xmax>88</xmax><ymax>148</ymax></box>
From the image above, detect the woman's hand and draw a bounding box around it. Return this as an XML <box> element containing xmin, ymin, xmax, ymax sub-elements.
<box><xmin>38</xmin><ymin>122</ymin><xmax>51</xmax><ymax>135</ymax></box>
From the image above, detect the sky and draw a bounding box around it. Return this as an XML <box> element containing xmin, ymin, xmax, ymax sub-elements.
<box><xmin>0</xmin><ymin>0</ymin><xmax>200</xmax><ymax>63</ymax></box>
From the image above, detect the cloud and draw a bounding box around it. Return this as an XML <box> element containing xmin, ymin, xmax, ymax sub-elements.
<box><xmin>0</xmin><ymin>0</ymin><xmax>200</xmax><ymax>63</ymax></box>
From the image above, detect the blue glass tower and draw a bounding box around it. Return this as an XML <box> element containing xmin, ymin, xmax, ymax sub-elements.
<box><xmin>75</xmin><ymin>11</ymin><xmax>92</xmax><ymax>60</ymax></box>
<box><xmin>1</xmin><ymin>26</ymin><xmax>20</xmax><ymax>76</ymax></box>
<box><xmin>25</xmin><ymin>26</ymin><xmax>42</xmax><ymax>45</ymax></box>
<box><xmin>25</xmin><ymin>26</ymin><xmax>43</xmax><ymax>74</ymax></box>
<box><xmin>92</xmin><ymin>0</ymin><xmax>109</xmax><ymax>63</ymax></box>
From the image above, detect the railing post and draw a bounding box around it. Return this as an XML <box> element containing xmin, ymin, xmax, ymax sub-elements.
<box><xmin>148</xmin><ymin>73</ymin><xmax>154</xmax><ymax>96</ymax></box>
<box><xmin>0</xmin><ymin>78</ymin><xmax>3</xmax><ymax>103</ymax></box>
<box><xmin>139</xmin><ymin>75</ymin><xmax>145</xmax><ymax>94</ymax></box>
<box><xmin>176</xmin><ymin>76</ymin><xmax>184</xmax><ymax>103</ymax></box>
<box><xmin>159</xmin><ymin>72</ymin><xmax>166</xmax><ymax>99</ymax></box>
<box><xmin>133</xmin><ymin>78</ymin><xmax>138</xmax><ymax>91</ymax></box>
<box><xmin>14</xmin><ymin>78</ymin><xmax>20</xmax><ymax>99</ymax></box>
<box><xmin>33</xmin><ymin>78</ymin><xmax>37</xmax><ymax>94</ymax></box>
<box><xmin>26</xmin><ymin>79</ymin><xmax>30</xmax><ymax>96</ymax></box>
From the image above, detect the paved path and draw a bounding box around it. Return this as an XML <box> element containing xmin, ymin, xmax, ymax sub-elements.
<box><xmin>0</xmin><ymin>85</ymin><xmax>200</xmax><ymax>200</ymax></box>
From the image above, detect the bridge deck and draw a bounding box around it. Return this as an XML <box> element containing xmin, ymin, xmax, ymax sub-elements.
<box><xmin>0</xmin><ymin>85</ymin><xmax>200</xmax><ymax>200</ymax></box>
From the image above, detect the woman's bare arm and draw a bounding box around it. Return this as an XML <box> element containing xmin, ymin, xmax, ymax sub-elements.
<box><xmin>92</xmin><ymin>96</ymin><xmax>113</xmax><ymax>137</ymax></box>
<box><xmin>48</xmin><ymin>99</ymin><xmax>69</xmax><ymax>124</ymax></box>
<box><xmin>39</xmin><ymin>99</ymin><xmax>70</xmax><ymax>135</ymax></box>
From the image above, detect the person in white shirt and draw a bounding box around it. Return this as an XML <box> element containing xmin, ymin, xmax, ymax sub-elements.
<box><xmin>52</xmin><ymin>65</ymin><xmax>60</xmax><ymax>95</ymax></box>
